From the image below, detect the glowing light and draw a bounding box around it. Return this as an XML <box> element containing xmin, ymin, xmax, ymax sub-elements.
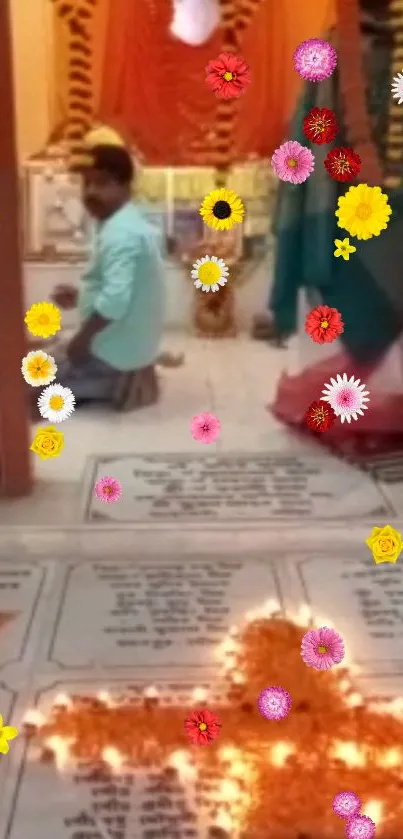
<box><xmin>192</xmin><ymin>687</ymin><xmax>208</xmax><ymax>703</ymax></box>
<box><xmin>264</xmin><ymin>598</ymin><xmax>281</xmax><ymax>616</ymax></box>
<box><xmin>370</xmin><ymin>697</ymin><xmax>403</xmax><ymax>718</ymax></box>
<box><xmin>167</xmin><ymin>750</ymin><xmax>197</xmax><ymax>781</ymax></box>
<box><xmin>22</xmin><ymin>709</ymin><xmax>46</xmax><ymax>727</ymax></box>
<box><xmin>377</xmin><ymin>747</ymin><xmax>401</xmax><ymax>768</ymax></box>
<box><xmin>102</xmin><ymin>746</ymin><xmax>123</xmax><ymax>771</ymax></box>
<box><xmin>219</xmin><ymin>745</ymin><xmax>242</xmax><ymax>763</ymax></box>
<box><xmin>53</xmin><ymin>693</ymin><xmax>71</xmax><ymax>709</ymax></box>
<box><xmin>331</xmin><ymin>741</ymin><xmax>366</xmax><ymax>768</ymax></box>
<box><xmin>144</xmin><ymin>685</ymin><xmax>159</xmax><ymax>700</ymax></box>
<box><xmin>215</xmin><ymin>637</ymin><xmax>239</xmax><ymax>661</ymax></box>
<box><xmin>231</xmin><ymin>670</ymin><xmax>245</xmax><ymax>684</ymax></box>
<box><xmin>270</xmin><ymin>741</ymin><xmax>295</xmax><ymax>767</ymax></box>
<box><xmin>363</xmin><ymin>799</ymin><xmax>383</xmax><ymax>824</ymax></box>
<box><xmin>214</xmin><ymin>810</ymin><xmax>233</xmax><ymax>833</ymax></box>
<box><xmin>218</xmin><ymin>778</ymin><xmax>241</xmax><ymax>802</ymax></box>
<box><xmin>45</xmin><ymin>736</ymin><xmax>71</xmax><ymax>771</ymax></box>
<box><xmin>293</xmin><ymin>604</ymin><xmax>312</xmax><ymax>625</ymax></box>
<box><xmin>97</xmin><ymin>690</ymin><xmax>113</xmax><ymax>706</ymax></box>
<box><xmin>345</xmin><ymin>692</ymin><xmax>363</xmax><ymax>708</ymax></box>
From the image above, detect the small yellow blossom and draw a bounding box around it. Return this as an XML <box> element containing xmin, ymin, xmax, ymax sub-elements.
<box><xmin>334</xmin><ymin>237</ymin><xmax>356</xmax><ymax>261</ymax></box>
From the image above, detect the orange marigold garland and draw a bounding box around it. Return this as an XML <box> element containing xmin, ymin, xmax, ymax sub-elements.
<box><xmin>24</xmin><ymin>612</ymin><xmax>403</xmax><ymax>837</ymax></box>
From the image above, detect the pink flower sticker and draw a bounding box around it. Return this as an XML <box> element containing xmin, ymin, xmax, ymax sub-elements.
<box><xmin>94</xmin><ymin>476</ymin><xmax>122</xmax><ymax>504</ymax></box>
<box><xmin>190</xmin><ymin>412</ymin><xmax>221</xmax><ymax>444</ymax></box>
<box><xmin>301</xmin><ymin>626</ymin><xmax>345</xmax><ymax>670</ymax></box>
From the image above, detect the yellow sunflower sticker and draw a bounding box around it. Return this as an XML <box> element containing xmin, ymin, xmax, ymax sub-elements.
<box><xmin>199</xmin><ymin>188</ymin><xmax>245</xmax><ymax>231</ymax></box>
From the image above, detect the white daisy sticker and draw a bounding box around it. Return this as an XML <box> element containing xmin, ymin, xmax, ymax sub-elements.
<box><xmin>37</xmin><ymin>384</ymin><xmax>76</xmax><ymax>423</ymax></box>
<box><xmin>191</xmin><ymin>255</ymin><xmax>229</xmax><ymax>293</ymax></box>
<box><xmin>391</xmin><ymin>70</ymin><xmax>403</xmax><ymax>105</ymax></box>
<box><xmin>321</xmin><ymin>373</ymin><xmax>369</xmax><ymax>424</ymax></box>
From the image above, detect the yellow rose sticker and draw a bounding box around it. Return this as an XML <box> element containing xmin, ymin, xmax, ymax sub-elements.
<box><xmin>365</xmin><ymin>525</ymin><xmax>403</xmax><ymax>565</ymax></box>
<box><xmin>30</xmin><ymin>425</ymin><xmax>64</xmax><ymax>460</ymax></box>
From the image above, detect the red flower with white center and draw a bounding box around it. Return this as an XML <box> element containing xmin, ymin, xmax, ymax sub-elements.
<box><xmin>305</xmin><ymin>401</ymin><xmax>336</xmax><ymax>432</ymax></box>
<box><xmin>184</xmin><ymin>708</ymin><xmax>221</xmax><ymax>745</ymax></box>
<box><xmin>303</xmin><ymin>107</ymin><xmax>338</xmax><ymax>145</ymax></box>
<box><xmin>304</xmin><ymin>305</ymin><xmax>344</xmax><ymax>344</ymax></box>
<box><xmin>324</xmin><ymin>147</ymin><xmax>361</xmax><ymax>182</ymax></box>
<box><xmin>205</xmin><ymin>52</ymin><xmax>251</xmax><ymax>99</ymax></box>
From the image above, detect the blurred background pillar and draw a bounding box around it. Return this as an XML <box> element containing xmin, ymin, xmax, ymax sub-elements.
<box><xmin>0</xmin><ymin>0</ymin><xmax>32</xmax><ymax>497</ymax></box>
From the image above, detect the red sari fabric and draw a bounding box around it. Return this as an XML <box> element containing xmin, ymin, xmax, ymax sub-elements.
<box><xmin>270</xmin><ymin>349</ymin><xmax>403</xmax><ymax>462</ymax></box>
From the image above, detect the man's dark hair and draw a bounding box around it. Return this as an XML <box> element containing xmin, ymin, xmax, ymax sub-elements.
<box><xmin>85</xmin><ymin>144</ymin><xmax>134</xmax><ymax>184</ymax></box>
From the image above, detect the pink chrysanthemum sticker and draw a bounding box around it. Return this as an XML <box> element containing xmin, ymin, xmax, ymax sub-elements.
<box><xmin>293</xmin><ymin>38</ymin><xmax>337</xmax><ymax>82</ymax></box>
<box><xmin>94</xmin><ymin>476</ymin><xmax>122</xmax><ymax>504</ymax></box>
<box><xmin>190</xmin><ymin>412</ymin><xmax>221</xmax><ymax>444</ymax></box>
<box><xmin>346</xmin><ymin>814</ymin><xmax>376</xmax><ymax>839</ymax></box>
<box><xmin>257</xmin><ymin>686</ymin><xmax>292</xmax><ymax>721</ymax></box>
<box><xmin>301</xmin><ymin>626</ymin><xmax>345</xmax><ymax>670</ymax></box>
<box><xmin>271</xmin><ymin>140</ymin><xmax>315</xmax><ymax>185</ymax></box>
<box><xmin>321</xmin><ymin>373</ymin><xmax>370</xmax><ymax>424</ymax></box>
<box><xmin>333</xmin><ymin>791</ymin><xmax>361</xmax><ymax>820</ymax></box>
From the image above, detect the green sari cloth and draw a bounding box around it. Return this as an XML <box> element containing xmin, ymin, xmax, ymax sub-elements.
<box><xmin>269</xmin><ymin>27</ymin><xmax>403</xmax><ymax>364</ymax></box>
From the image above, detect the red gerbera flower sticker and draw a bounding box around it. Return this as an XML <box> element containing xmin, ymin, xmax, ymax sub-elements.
<box><xmin>205</xmin><ymin>52</ymin><xmax>251</xmax><ymax>99</ymax></box>
<box><xmin>303</xmin><ymin>107</ymin><xmax>338</xmax><ymax>145</ymax></box>
<box><xmin>305</xmin><ymin>305</ymin><xmax>344</xmax><ymax>344</ymax></box>
<box><xmin>184</xmin><ymin>708</ymin><xmax>221</xmax><ymax>745</ymax></box>
<box><xmin>306</xmin><ymin>401</ymin><xmax>336</xmax><ymax>432</ymax></box>
<box><xmin>324</xmin><ymin>147</ymin><xmax>361</xmax><ymax>181</ymax></box>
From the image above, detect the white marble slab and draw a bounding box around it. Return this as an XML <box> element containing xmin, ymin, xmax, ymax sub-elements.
<box><xmin>0</xmin><ymin>562</ymin><xmax>49</xmax><ymax>670</ymax></box>
<box><xmin>287</xmin><ymin>553</ymin><xmax>403</xmax><ymax>675</ymax></box>
<box><xmin>44</xmin><ymin>556</ymin><xmax>282</xmax><ymax>670</ymax></box>
<box><xmin>0</xmin><ymin>546</ymin><xmax>403</xmax><ymax>839</ymax></box>
<box><xmin>84</xmin><ymin>452</ymin><xmax>392</xmax><ymax>524</ymax></box>
<box><xmin>4</xmin><ymin>679</ymin><xmax>229</xmax><ymax>839</ymax></box>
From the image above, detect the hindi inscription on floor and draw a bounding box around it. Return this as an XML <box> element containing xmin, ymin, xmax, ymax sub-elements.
<box><xmin>47</xmin><ymin>557</ymin><xmax>281</xmax><ymax>669</ymax></box>
<box><xmin>85</xmin><ymin>453</ymin><xmax>392</xmax><ymax>523</ymax></box>
<box><xmin>291</xmin><ymin>554</ymin><xmax>403</xmax><ymax>674</ymax></box>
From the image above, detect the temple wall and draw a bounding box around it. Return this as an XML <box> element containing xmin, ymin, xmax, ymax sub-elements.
<box><xmin>10</xmin><ymin>0</ymin><xmax>54</xmax><ymax>160</ymax></box>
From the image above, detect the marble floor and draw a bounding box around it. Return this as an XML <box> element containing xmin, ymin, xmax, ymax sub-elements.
<box><xmin>1</xmin><ymin>333</ymin><xmax>403</xmax><ymax>533</ymax></box>
<box><xmin>0</xmin><ymin>335</ymin><xmax>402</xmax><ymax>839</ymax></box>
<box><xmin>0</xmin><ymin>334</ymin><xmax>299</xmax><ymax>528</ymax></box>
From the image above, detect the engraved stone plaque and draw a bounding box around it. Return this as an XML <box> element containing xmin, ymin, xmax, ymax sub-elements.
<box><xmin>4</xmin><ymin>680</ymin><xmax>232</xmax><ymax>839</ymax></box>
<box><xmin>47</xmin><ymin>557</ymin><xmax>281</xmax><ymax>669</ymax></box>
<box><xmin>291</xmin><ymin>554</ymin><xmax>403</xmax><ymax>674</ymax></box>
<box><xmin>0</xmin><ymin>562</ymin><xmax>47</xmax><ymax>668</ymax></box>
<box><xmin>85</xmin><ymin>453</ymin><xmax>392</xmax><ymax>524</ymax></box>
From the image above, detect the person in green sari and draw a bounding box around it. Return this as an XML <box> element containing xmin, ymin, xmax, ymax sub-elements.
<box><xmin>258</xmin><ymin>0</ymin><xmax>403</xmax><ymax>461</ymax></box>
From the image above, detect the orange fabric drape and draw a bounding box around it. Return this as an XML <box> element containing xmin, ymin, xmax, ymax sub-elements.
<box><xmin>99</xmin><ymin>0</ymin><xmax>336</xmax><ymax>165</ymax></box>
